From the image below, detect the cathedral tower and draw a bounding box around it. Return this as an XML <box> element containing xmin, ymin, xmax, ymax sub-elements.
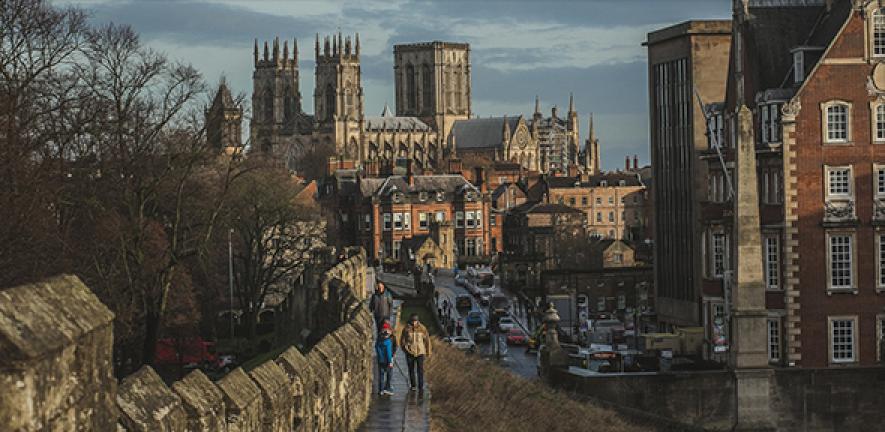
<box><xmin>314</xmin><ymin>32</ymin><xmax>364</xmax><ymax>157</ymax></box>
<box><xmin>250</xmin><ymin>37</ymin><xmax>302</xmax><ymax>153</ymax></box>
<box><xmin>393</xmin><ymin>41</ymin><xmax>471</xmax><ymax>141</ymax></box>
<box><xmin>206</xmin><ymin>78</ymin><xmax>243</xmax><ymax>151</ymax></box>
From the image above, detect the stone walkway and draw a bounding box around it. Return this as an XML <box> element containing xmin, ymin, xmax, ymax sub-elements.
<box><xmin>358</xmin><ymin>300</ymin><xmax>431</xmax><ymax>432</ymax></box>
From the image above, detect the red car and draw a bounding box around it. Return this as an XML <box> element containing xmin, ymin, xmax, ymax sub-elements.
<box><xmin>506</xmin><ymin>328</ymin><xmax>527</xmax><ymax>345</ymax></box>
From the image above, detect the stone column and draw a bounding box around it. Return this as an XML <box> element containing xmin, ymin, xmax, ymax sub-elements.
<box><xmin>538</xmin><ymin>303</ymin><xmax>569</xmax><ymax>382</ymax></box>
<box><xmin>731</xmin><ymin>105</ymin><xmax>774</xmax><ymax>431</ymax></box>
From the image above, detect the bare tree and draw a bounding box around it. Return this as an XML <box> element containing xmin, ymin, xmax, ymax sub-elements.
<box><xmin>227</xmin><ymin>165</ymin><xmax>325</xmax><ymax>339</ymax></box>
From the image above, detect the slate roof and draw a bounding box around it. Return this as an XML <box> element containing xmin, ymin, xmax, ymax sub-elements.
<box><xmin>509</xmin><ymin>201</ymin><xmax>583</xmax><ymax>215</ymax></box>
<box><xmin>359</xmin><ymin>174</ymin><xmax>478</xmax><ymax>197</ymax></box>
<box><xmin>545</xmin><ymin>172</ymin><xmax>644</xmax><ymax>189</ymax></box>
<box><xmin>491</xmin><ymin>182</ymin><xmax>525</xmax><ymax>201</ymax></box>
<box><xmin>744</xmin><ymin>4</ymin><xmax>824</xmax><ymax>91</ymax></box>
<box><xmin>452</xmin><ymin>117</ymin><xmax>521</xmax><ymax>150</ymax></box>
<box><xmin>365</xmin><ymin>103</ymin><xmax>431</xmax><ymax>131</ymax></box>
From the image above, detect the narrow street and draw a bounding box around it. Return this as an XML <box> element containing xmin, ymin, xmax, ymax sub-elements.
<box><xmin>382</xmin><ymin>269</ymin><xmax>538</xmax><ymax>380</ymax></box>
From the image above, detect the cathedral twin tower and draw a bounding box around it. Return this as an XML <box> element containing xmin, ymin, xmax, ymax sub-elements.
<box><xmin>239</xmin><ymin>33</ymin><xmax>471</xmax><ymax>174</ymax></box>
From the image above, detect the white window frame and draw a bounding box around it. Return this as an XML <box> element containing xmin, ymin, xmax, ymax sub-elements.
<box><xmin>878</xmin><ymin>233</ymin><xmax>885</xmax><ymax>291</ymax></box>
<box><xmin>435</xmin><ymin>211</ymin><xmax>445</xmax><ymax>222</ymax></box>
<box><xmin>419</xmin><ymin>212</ymin><xmax>429</xmax><ymax>230</ymax></box>
<box><xmin>828</xmin><ymin>316</ymin><xmax>858</xmax><ymax>364</ymax></box>
<box><xmin>393</xmin><ymin>212</ymin><xmax>404</xmax><ymax>230</ymax></box>
<box><xmin>465</xmin><ymin>211</ymin><xmax>475</xmax><ymax>228</ymax></box>
<box><xmin>403</xmin><ymin>212</ymin><xmax>411</xmax><ymax>230</ymax></box>
<box><xmin>767</xmin><ymin>318</ymin><xmax>781</xmax><ymax>363</ymax></box>
<box><xmin>875</xmin><ymin>164</ymin><xmax>885</xmax><ymax>197</ymax></box>
<box><xmin>873</xmin><ymin>8</ymin><xmax>885</xmax><ymax>57</ymax></box>
<box><xmin>764</xmin><ymin>235</ymin><xmax>780</xmax><ymax>290</ymax></box>
<box><xmin>825</xmin><ymin>165</ymin><xmax>853</xmax><ymax>200</ymax></box>
<box><xmin>877</xmin><ymin>314</ymin><xmax>885</xmax><ymax>363</ymax></box>
<box><xmin>870</xmin><ymin>102</ymin><xmax>885</xmax><ymax>143</ymax></box>
<box><xmin>711</xmin><ymin>232</ymin><xmax>727</xmax><ymax>279</ymax></box>
<box><xmin>383</xmin><ymin>213</ymin><xmax>392</xmax><ymax>231</ymax></box>
<box><xmin>821</xmin><ymin>101</ymin><xmax>852</xmax><ymax>144</ymax></box>
<box><xmin>455</xmin><ymin>211</ymin><xmax>464</xmax><ymax>228</ymax></box>
<box><xmin>826</xmin><ymin>232</ymin><xmax>855</xmax><ymax>292</ymax></box>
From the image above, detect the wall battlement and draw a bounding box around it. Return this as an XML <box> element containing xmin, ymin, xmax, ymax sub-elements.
<box><xmin>0</xmin><ymin>250</ymin><xmax>374</xmax><ymax>432</ymax></box>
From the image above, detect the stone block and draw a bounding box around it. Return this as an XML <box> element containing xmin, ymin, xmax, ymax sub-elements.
<box><xmin>216</xmin><ymin>368</ymin><xmax>263</xmax><ymax>432</ymax></box>
<box><xmin>117</xmin><ymin>366</ymin><xmax>187</xmax><ymax>431</ymax></box>
<box><xmin>0</xmin><ymin>275</ymin><xmax>116</xmax><ymax>432</ymax></box>
<box><xmin>171</xmin><ymin>369</ymin><xmax>226</xmax><ymax>432</ymax></box>
<box><xmin>275</xmin><ymin>347</ymin><xmax>311</xmax><ymax>431</ymax></box>
<box><xmin>249</xmin><ymin>360</ymin><xmax>294</xmax><ymax>432</ymax></box>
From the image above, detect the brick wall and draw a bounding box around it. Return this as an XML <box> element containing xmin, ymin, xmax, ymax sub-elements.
<box><xmin>0</xmin><ymin>250</ymin><xmax>375</xmax><ymax>432</ymax></box>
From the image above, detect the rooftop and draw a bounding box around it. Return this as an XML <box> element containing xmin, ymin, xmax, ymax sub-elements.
<box><xmin>644</xmin><ymin>20</ymin><xmax>732</xmax><ymax>46</ymax></box>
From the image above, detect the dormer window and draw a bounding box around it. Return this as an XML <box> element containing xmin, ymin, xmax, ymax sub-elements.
<box><xmin>793</xmin><ymin>51</ymin><xmax>804</xmax><ymax>83</ymax></box>
<box><xmin>419</xmin><ymin>191</ymin><xmax>428</xmax><ymax>202</ymax></box>
<box><xmin>435</xmin><ymin>191</ymin><xmax>445</xmax><ymax>202</ymax></box>
<box><xmin>759</xmin><ymin>103</ymin><xmax>783</xmax><ymax>144</ymax></box>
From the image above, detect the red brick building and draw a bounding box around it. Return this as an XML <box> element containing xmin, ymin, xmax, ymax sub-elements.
<box><xmin>707</xmin><ymin>0</ymin><xmax>885</xmax><ymax>367</ymax></box>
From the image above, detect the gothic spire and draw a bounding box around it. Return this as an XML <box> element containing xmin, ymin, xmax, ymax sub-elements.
<box><xmin>338</xmin><ymin>32</ymin><xmax>343</xmax><ymax>57</ymax></box>
<box><xmin>273</xmin><ymin>36</ymin><xmax>280</xmax><ymax>62</ymax></box>
<box><xmin>253</xmin><ymin>39</ymin><xmax>259</xmax><ymax>66</ymax></box>
<box><xmin>315</xmin><ymin>33</ymin><xmax>320</xmax><ymax>58</ymax></box>
<box><xmin>293</xmin><ymin>38</ymin><xmax>298</xmax><ymax>62</ymax></box>
<box><xmin>355</xmin><ymin>33</ymin><xmax>361</xmax><ymax>56</ymax></box>
<box><xmin>283</xmin><ymin>39</ymin><xmax>289</xmax><ymax>61</ymax></box>
<box><xmin>263</xmin><ymin>41</ymin><xmax>269</xmax><ymax>61</ymax></box>
<box><xmin>568</xmin><ymin>92</ymin><xmax>575</xmax><ymax>113</ymax></box>
<box><xmin>534</xmin><ymin>95</ymin><xmax>540</xmax><ymax>115</ymax></box>
<box><xmin>332</xmin><ymin>34</ymin><xmax>337</xmax><ymax>56</ymax></box>
<box><xmin>381</xmin><ymin>102</ymin><xmax>392</xmax><ymax>117</ymax></box>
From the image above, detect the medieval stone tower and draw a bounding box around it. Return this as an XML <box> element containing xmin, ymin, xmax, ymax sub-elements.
<box><xmin>393</xmin><ymin>42</ymin><xmax>471</xmax><ymax>141</ymax></box>
<box><xmin>206</xmin><ymin>78</ymin><xmax>243</xmax><ymax>151</ymax></box>
<box><xmin>314</xmin><ymin>32</ymin><xmax>364</xmax><ymax>158</ymax></box>
<box><xmin>250</xmin><ymin>37</ymin><xmax>304</xmax><ymax>154</ymax></box>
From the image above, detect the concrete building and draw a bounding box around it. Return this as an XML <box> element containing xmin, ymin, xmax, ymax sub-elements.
<box><xmin>644</xmin><ymin>20</ymin><xmax>733</xmax><ymax>330</ymax></box>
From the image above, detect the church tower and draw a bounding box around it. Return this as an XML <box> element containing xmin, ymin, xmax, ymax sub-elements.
<box><xmin>206</xmin><ymin>77</ymin><xmax>243</xmax><ymax>151</ymax></box>
<box><xmin>393</xmin><ymin>41</ymin><xmax>471</xmax><ymax>142</ymax></box>
<box><xmin>314</xmin><ymin>32</ymin><xmax>364</xmax><ymax>159</ymax></box>
<box><xmin>583</xmin><ymin>114</ymin><xmax>600</xmax><ymax>175</ymax></box>
<box><xmin>250</xmin><ymin>37</ymin><xmax>302</xmax><ymax>154</ymax></box>
<box><xmin>567</xmin><ymin>92</ymin><xmax>580</xmax><ymax>167</ymax></box>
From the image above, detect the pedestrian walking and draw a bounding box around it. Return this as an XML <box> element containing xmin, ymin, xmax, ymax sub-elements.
<box><xmin>401</xmin><ymin>313</ymin><xmax>432</xmax><ymax>392</ymax></box>
<box><xmin>375</xmin><ymin>320</ymin><xmax>396</xmax><ymax>396</ymax></box>
<box><xmin>369</xmin><ymin>281</ymin><xmax>393</xmax><ymax>329</ymax></box>
<box><xmin>455</xmin><ymin>318</ymin><xmax>463</xmax><ymax>336</ymax></box>
<box><xmin>446</xmin><ymin>320</ymin><xmax>455</xmax><ymax>336</ymax></box>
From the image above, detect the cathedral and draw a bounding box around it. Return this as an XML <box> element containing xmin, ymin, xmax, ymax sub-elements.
<box><xmin>206</xmin><ymin>33</ymin><xmax>598</xmax><ymax>178</ymax></box>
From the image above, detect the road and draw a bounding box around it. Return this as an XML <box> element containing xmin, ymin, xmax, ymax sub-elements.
<box><xmin>431</xmin><ymin>269</ymin><xmax>539</xmax><ymax>380</ymax></box>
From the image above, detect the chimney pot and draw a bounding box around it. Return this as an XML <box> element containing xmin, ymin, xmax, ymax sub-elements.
<box><xmin>625</xmin><ymin>156</ymin><xmax>630</xmax><ymax>171</ymax></box>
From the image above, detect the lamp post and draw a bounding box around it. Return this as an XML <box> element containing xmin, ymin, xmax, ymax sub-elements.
<box><xmin>228</xmin><ymin>228</ymin><xmax>234</xmax><ymax>340</ymax></box>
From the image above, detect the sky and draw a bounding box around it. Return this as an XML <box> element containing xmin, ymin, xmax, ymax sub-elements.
<box><xmin>57</xmin><ymin>0</ymin><xmax>731</xmax><ymax>171</ymax></box>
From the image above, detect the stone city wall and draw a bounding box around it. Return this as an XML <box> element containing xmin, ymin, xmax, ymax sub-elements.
<box><xmin>0</xmin><ymin>250</ymin><xmax>374</xmax><ymax>432</ymax></box>
<box><xmin>548</xmin><ymin>365</ymin><xmax>885</xmax><ymax>431</ymax></box>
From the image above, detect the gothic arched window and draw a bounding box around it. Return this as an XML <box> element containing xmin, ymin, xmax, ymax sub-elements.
<box><xmin>422</xmin><ymin>64</ymin><xmax>433</xmax><ymax>114</ymax></box>
<box><xmin>325</xmin><ymin>83</ymin><xmax>335</xmax><ymax>121</ymax></box>
<box><xmin>406</xmin><ymin>64</ymin><xmax>416</xmax><ymax>111</ymax></box>
<box><xmin>284</xmin><ymin>86</ymin><xmax>292</xmax><ymax>121</ymax></box>
<box><xmin>456</xmin><ymin>65</ymin><xmax>464</xmax><ymax>112</ymax></box>
<box><xmin>263</xmin><ymin>88</ymin><xmax>274</xmax><ymax>123</ymax></box>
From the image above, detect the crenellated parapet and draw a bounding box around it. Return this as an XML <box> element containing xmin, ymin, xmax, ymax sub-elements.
<box><xmin>0</xmin><ymin>248</ymin><xmax>373</xmax><ymax>432</ymax></box>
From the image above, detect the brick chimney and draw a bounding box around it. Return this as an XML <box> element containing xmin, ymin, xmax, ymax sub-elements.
<box><xmin>448</xmin><ymin>158</ymin><xmax>463</xmax><ymax>175</ymax></box>
<box><xmin>633</xmin><ymin>155</ymin><xmax>638</xmax><ymax>171</ymax></box>
<box><xmin>625</xmin><ymin>156</ymin><xmax>630</xmax><ymax>171</ymax></box>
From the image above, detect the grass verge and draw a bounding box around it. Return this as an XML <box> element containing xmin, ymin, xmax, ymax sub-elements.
<box><xmin>426</xmin><ymin>339</ymin><xmax>650</xmax><ymax>432</ymax></box>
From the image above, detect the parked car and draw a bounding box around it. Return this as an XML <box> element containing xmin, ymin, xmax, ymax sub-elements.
<box><xmin>444</xmin><ymin>336</ymin><xmax>476</xmax><ymax>352</ymax></box>
<box><xmin>497</xmin><ymin>316</ymin><xmax>515</xmax><ymax>332</ymax></box>
<box><xmin>473</xmin><ymin>327</ymin><xmax>491</xmax><ymax>343</ymax></box>
<box><xmin>466</xmin><ymin>311</ymin><xmax>483</xmax><ymax>327</ymax></box>
<box><xmin>455</xmin><ymin>294</ymin><xmax>473</xmax><ymax>310</ymax></box>
<box><xmin>506</xmin><ymin>328</ymin><xmax>528</xmax><ymax>345</ymax></box>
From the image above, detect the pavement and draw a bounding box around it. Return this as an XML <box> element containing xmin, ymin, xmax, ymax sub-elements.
<box><xmin>359</xmin><ymin>301</ymin><xmax>431</xmax><ymax>432</ymax></box>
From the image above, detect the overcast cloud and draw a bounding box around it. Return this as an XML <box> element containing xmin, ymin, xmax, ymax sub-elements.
<box><xmin>56</xmin><ymin>0</ymin><xmax>731</xmax><ymax>170</ymax></box>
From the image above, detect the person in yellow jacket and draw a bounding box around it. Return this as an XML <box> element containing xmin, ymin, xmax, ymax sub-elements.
<box><xmin>400</xmin><ymin>313</ymin><xmax>432</xmax><ymax>392</ymax></box>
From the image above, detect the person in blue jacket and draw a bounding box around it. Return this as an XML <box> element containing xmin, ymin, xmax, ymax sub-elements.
<box><xmin>375</xmin><ymin>320</ymin><xmax>396</xmax><ymax>395</ymax></box>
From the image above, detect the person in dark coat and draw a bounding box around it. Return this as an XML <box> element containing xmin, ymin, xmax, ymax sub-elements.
<box><xmin>369</xmin><ymin>281</ymin><xmax>393</xmax><ymax>329</ymax></box>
